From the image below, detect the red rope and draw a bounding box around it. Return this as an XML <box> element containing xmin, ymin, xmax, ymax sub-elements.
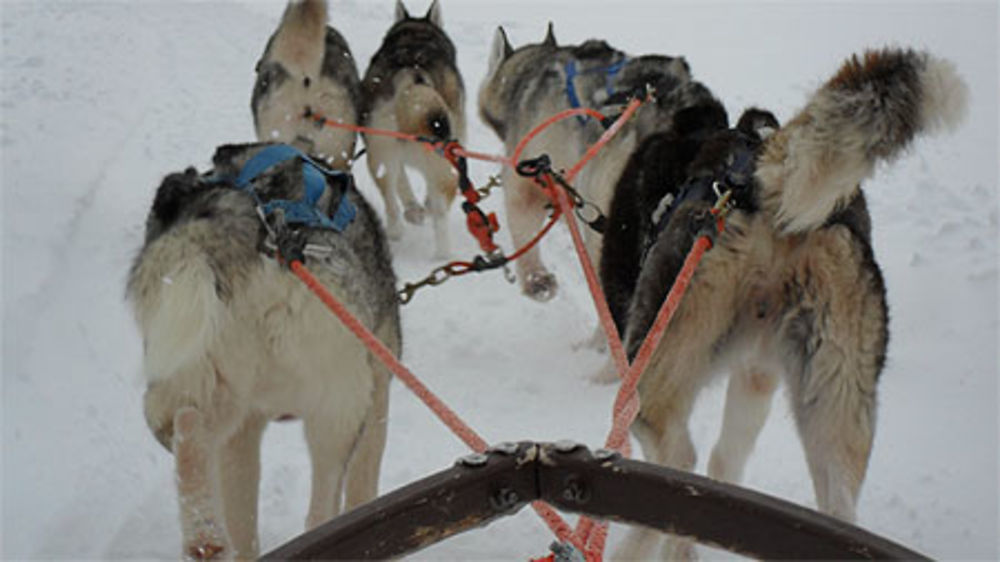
<box><xmin>304</xmin><ymin>96</ymin><xmax>709</xmax><ymax>562</ymax></box>
<box><xmin>289</xmin><ymin>259</ymin><xmax>588</xmax><ymax>551</ymax></box>
<box><xmin>564</xmin><ymin>98</ymin><xmax>643</xmax><ymax>184</ymax></box>
<box><xmin>289</xmin><ymin>260</ymin><xmax>489</xmax><ymax>452</ymax></box>
<box><xmin>511</xmin><ymin>107</ymin><xmax>610</xmax><ymax>166</ymax></box>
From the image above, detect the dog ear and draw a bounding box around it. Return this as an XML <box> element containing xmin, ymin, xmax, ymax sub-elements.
<box><xmin>736</xmin><ymin>108</ymin><xmax>779</xmax><ymax>141</ymax></box>
<box><xmin>425</xmin><ymin>0</ymin><xmax>443</xmax><ymax>27</ymax></box>
<box><xmin>394</xmin><ymin>0</ymin><xmax>410</xmax><ymax>22</ymax></box>
<box><xmin>487</xmin><ymin>26</ymin><xmax>513</xmax><ymax>76</ymax></box>
<box><xmin>543</xmin><ymin>22</ymin><xmax>557</xmax><ymax>47</ymax></box>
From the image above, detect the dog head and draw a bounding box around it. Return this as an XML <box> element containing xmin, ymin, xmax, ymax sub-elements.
<box><xmin>478</xmin><ymin>23</ymin><xmax>565</xmax><ymax>140</ymax></box>
<box><xmin>395</xmin><ymin>0</ymin><xmax>442</xmax><ymax>28</ymax></box>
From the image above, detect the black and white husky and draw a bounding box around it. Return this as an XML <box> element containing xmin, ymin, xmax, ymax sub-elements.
<box><xmin>600</xmin><ymin>49</ymin><xmax>967</xmax><ymax>560</ymax></box>
<box><xmin>479</xmin><ymin>25</ymin><xmax>718</xmax><ymax>303</ymax></box>
<box><xmin>252</xmin><ymin>0</ymin><xmax>362</xmax><ymax>171</ymax></box>
<box><xmin>127</xmin><ymin>142</ymin><xmax>401</xmax><ymax>559</ymax></box>
<box><xmin>360</xmin><ymin>0</ymin><xmax>466</xmax><ymax>257</ymax></box>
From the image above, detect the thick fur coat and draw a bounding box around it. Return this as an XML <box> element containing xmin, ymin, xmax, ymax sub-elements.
<box><xmin>127</xmin><ymin>142</ymin><xmax>400</xmax><ymax>560</ymax></box>
<box><xmin>601</xmin><ymin>49</ymin><xmax>967</xmax><ymax>560</ymax></box>
<box><xmin>360</xmin><ymin>0</ymin><xmax>466</xmax><ymax>257</ymax></box>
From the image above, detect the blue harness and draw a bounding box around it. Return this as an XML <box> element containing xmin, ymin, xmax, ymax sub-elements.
<box><xmin>565</xmin><ymin>57</ymin><xmax>629</xmax><ymax>125</ymax></box>
<box><xmin>230</xmin><ymin>144</ymin><xmax>356</xmax><ymax>232</ymax></box>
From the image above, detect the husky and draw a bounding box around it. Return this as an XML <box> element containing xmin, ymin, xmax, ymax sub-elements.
<box><xmin>360</xmin><ymin>0</ymin><xmax>466</xmax><ymax>257</ymax></box>
<box><xmin>479</xmin><ymin>26</ymin><xmax>716</xmax><ymax>303</ymax></box>
<box><xmin>252</xmin><ymin>0</ymin><xmax>362</xmax><ymax>171</ymax></box>
<box><xmin>601</xmin><ymin>49</ymin><xmax>967</xmax><ymax>560</ymax></box>
<box><xmin>127</xmin><ymin>142</ymin><xmax>401</xmax><ymax>560</ymax></box>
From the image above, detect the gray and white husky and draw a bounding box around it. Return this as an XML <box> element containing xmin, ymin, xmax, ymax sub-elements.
<box><xmin>252</xmin><ymin>0</ymin><xmax>362</xmax><ymax>171</ymax></box>
<box><xmin>361</xmin><ymin>0</ymin><xmax>466</xmax><ymax>257</ymax></box>
<box><xmin>127</xmin><ymin>142</ymin><xmax>401</xmax><ymax>559</ymax></box>
<box><xmin>599</xmin><ymin>49</ymin><xmax>967</xmax><ymax>560</ymax></box>
<box><xmin>479</xmin><ymin>25</ymin><xmax>716</xmax><ymax>303</ymax></box>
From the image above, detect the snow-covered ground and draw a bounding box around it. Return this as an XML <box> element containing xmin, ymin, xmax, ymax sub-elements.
<box><xmin>2</xmin><ymin>1</ymin><xmax>997</xmax><ymax>559</ymax></box>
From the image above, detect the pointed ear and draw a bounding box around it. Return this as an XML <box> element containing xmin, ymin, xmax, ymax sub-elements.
<box><xmin>425</xmin><ymin>0</ymin><xmax>443</xmax><ymax>27</ymax></box>
<box><xmin>543</xmin><ymin>22</ymin><xmax>556</xmax><ymax>47</ymax></box>
<box><xmin>487</xmin><ymin>26</ymin><xmax>513</xmax><ymax>76</ymax></box>
<box><xmin>736</xmin><ymin>108</ymin><xmax>779</xmax><ymax>140</ymax></box>
<box><xmin>395</xmin><ymin>0</ymin><xmax>410</xmax><ymax>22</ymax></box>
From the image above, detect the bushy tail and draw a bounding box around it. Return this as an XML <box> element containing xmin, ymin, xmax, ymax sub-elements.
<box><xmin>128</xmin><ymin>238</ymin><xmax>226</xmax><ymax>383</ymax></box>
<box><xmin>395</xmin><ymin>80</ymin><xmax>454</xmax><ymax>141</ymax></box>
<box><xmin>756</xmin><ymin>48</ymin><xmax>968</xmax><ymax>233</ymax></box>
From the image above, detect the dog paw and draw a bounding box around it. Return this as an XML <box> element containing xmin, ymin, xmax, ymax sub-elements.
<box><xmin>403</xmin><ymin>204</ymin><xmax>426</xmax><ymax>225</ymax></box>
<box><xmin>523</xmin><ymin>271</ymin><xmax>558</xmax><ymax>302</ymax></box>
<box><xmin>187</xmin><ymin>541</ymin><xmax>228</xmax><ymax>561</ymax></box>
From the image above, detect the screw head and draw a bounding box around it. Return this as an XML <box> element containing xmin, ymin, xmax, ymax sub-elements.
<box><xmin>489</xmin><ymin>442</ymin><xmax>519</xmax><ymax>455</ymax></box>
<box><xmin>593</xmin><ymin>448</ymin><xmax>620</xmax><ymax>462</ymax></box>
<box><xmin>457</xmin><ymin>453</ymin><xmax>489</xmax><ymax>468</ymax></box>
<box><xmin>554</xmin><ymin>440</ymin><xmax>581</xmax><ymax>454</ymax></box>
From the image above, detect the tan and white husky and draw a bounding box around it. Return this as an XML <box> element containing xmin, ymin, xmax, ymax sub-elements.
<box><xmin>251</xmin><ymin>0</ymin><xmax>362</xmax><ymax>171</ymax></box>
<box><xmin>127</xmin><ymin>142</ymin><xmax>401</xmax><ymax>559</ymax></box>
<box><xmin>599</xmin><ymin>49</ymin><xmax>967</xmax><ymax>560</ymax></box>
<box><xmin>360</xmin><ymin>0</ymin><xmax>466</xmax><ymax>258</ymax></box>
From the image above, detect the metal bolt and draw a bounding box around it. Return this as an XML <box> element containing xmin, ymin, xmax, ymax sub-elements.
<box><xmin>562</xmin><ymin>475</ymin><xmax>590</xmax><ymax>504</ymax></box>
<box><xmin>553</xmin><ymin>440</ymin><xmax>581</xmax><ymax>454</ymax></box>
<box><xmin>489</xmin><ymin>487</ymin><xmax>520</xmax><ymax>513</ymax></box>
<box><xmin>457</xmin><ymin>453</ymin><xmax>489</xmax><ymax>468</ymax></box>
<box><xmin>489</xmin><ymin>442</ymin><xmax>519</xmax><ymax>456</ymax></box>
<box><xmin>593</xmin><ymin>448</ymin><xmax>620</xmax><ymax>462</ymax></box>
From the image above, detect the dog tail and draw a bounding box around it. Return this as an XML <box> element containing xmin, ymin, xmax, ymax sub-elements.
<box><xmin>269</xmin><ymin>0</ymin><xmax>328</xmax><ymax>73</ymax></box>
<box><xmin>128</xmin><ymin>236</ymin><xmax>227</xmax><ymax>384</ymax></box>
<box><xmin>394</xmin><ymin>78</ymin><xmax>455</xmax><ymax>141</ymax></box>
<box><xmin>756</xmin><ymin>48</ymin><xmax>968</xmax><ymax>234</ymax></box>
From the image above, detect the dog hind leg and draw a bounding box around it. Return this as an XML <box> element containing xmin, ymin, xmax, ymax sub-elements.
<box><xmin>173</xmin><ymin>407</ymin><xmax>233</xmax><ymax>560</ymax></box>
<box><xmin>421</xmin><ymin>156</ymin><xmax>457</xmax><ymax>259</ymax></box>
<box><xmin>614</xmin><ymin>407</ymin><xmax>700</xmax><ymax>562</ymax></box>
<box><xmin>784</xmin><ymin>229</ymin><xmax>884</xmax><ymax>522</ymax></box>
<box><xmin>343</xmin><ymin>363</ymin><xmax>391</xmax><ymax>510</ymax></box>
<box><xmin>788</xmin><ymin>344</ymin><xmax>878</xmax><ymax>522</ymax></box>
<box><xmin>503</xmin><ymin>171</ymin><xmax>558</xmax><ymax>301</ymax></box>
<box><xmin>366</xmin><ymin>150</ymin><xmax>408</xmax><ymax>240</ymax></box>
<box><xmin>707</xmin><ymin>368</ymin><xmax>779</xmax><ymax>484</ymax></box>
<box><xmin>303</xmin><ymin>413</ymin><xmax>364</xmax><ymax>529</ymax></box>
<box><xmin>218</xmin><ymin>413</ymin><xmax>267</xmax><ymax>560</ymax></box>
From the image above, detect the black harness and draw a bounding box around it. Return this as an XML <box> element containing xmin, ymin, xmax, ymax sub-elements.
<box><xmin>642</xmin><ymin>130</ymin><xmax>761</xmax><ymax>262</ymax></box>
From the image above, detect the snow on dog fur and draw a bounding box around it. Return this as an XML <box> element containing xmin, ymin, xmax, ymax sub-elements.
<box><xmin>127</xmin><ymin>142</ymin><xmax>400</xmax><ymax>560</ymax></box>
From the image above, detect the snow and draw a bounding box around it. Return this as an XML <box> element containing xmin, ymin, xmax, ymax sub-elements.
<box><xmin>2</xmin><ymin>0</ymin><xmax>997</xmax><ymax>559</ymax></box>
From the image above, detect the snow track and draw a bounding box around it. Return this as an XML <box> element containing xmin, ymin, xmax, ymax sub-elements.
<box><xmin>2</xmin><ymin>1</ymin><xmax>996</xmax><ymax>559</ymax></box>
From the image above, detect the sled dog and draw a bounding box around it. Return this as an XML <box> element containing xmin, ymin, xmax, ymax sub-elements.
<box><xmin>479</xmin><ymin>25</ymin><xmax>716</xmax><ymax>303</ymax></box>
<box><xmin>361</xmin><ymin>0</ymin><xmax>466</xmax><ymax>257</ymax></box>
<box><xmin>599</xmin><ymin>49</ymin><xmax>967</xmax><ymax>560</ymax></box>
<box><xmin>252</xmin><ymin>0</ymin><xmax>362</xmax><ymax>170</ymax></box>
<box><xmin>127</xmin><ymin>142</ymin><xmax>401</xmax><ymax>559</ymax></box>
